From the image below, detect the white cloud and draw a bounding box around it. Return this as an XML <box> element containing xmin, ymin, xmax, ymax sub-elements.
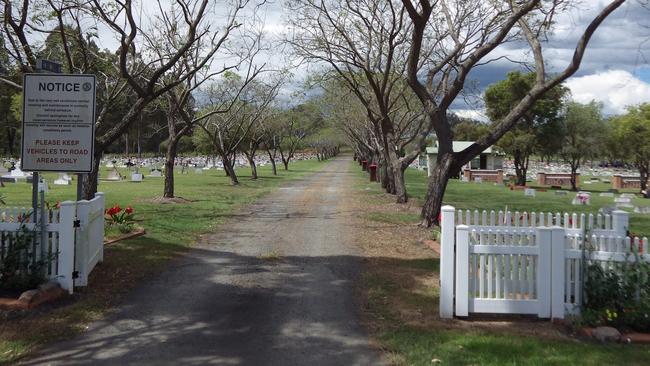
<box><xmin>565</xmin><ymin>70</ymin><xmax>650</xmax><ymax>115</ymax></box>
<box><xmin>452</xmin><ymin>109</ymin><xmax>489</xmax><ymax>122</ymax></box>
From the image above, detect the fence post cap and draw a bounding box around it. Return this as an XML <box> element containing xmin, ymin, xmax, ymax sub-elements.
<box><xmin>612</xmin><ymin>210</ymin><xmax>628</xmax><ymax>215</ymax></box>
<box><xmin>441</xmin><ymin>205</ymin><xmax>455</xmax><ymax>212</ymax></box>
<box><xmin>456</xmin><ymin>224</ymin><xmax>469</xmax><ymax>230</ymax></box>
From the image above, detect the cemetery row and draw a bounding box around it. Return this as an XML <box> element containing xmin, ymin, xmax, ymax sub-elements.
<box><xmin>0</xmin><ymin>152</ymin><xmax>319</xmax><ymax>185</ymax></box>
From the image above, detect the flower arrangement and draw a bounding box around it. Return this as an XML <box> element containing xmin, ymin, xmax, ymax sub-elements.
<box><xmin>105</xmin><ymin>204</ymin><xmax>136</xmax><ymax>233</ymax></box>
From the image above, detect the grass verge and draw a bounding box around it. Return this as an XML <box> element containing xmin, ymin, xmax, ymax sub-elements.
<box><xmin>0</xmin><ymin>159</ymin><xmax>324</xmax><ymax>364</ymax></box>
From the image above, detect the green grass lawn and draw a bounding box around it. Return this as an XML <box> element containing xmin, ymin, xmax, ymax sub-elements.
<box><xmin>401</xmin><ymin>168</ymin><xmax>650</xmax><ymax>237</ymax></box>
<box><xmin>0</xmin><ymin>159</ymin><xmax>324</xmax><ymax>364</ymax></box>
<box><xmin>354</xmin><ymin>164</ymin><xmax>650</xmax><ymax>366</ymax></box>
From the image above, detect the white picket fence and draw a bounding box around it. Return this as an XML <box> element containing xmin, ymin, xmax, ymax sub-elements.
<box><xmin>440</xmin><ymin>205</ymin><xmax>650</xmax><ymax>319</ymax></box>
<box><xmin>0</xmin><ymin>193</ymin><xmax>105</xmax><ymax>293</ymax></box>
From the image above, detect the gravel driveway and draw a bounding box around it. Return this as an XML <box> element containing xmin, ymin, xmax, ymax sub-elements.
<box><xmin>24</xmin><ymin>156</ymin><xmax>386</xmax><ymax>366</ymax></box>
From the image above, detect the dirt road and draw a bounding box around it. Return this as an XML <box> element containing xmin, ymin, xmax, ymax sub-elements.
<box><xmin>25</xmin><ymin>156</ymin><xmax>386</xmax><ymax>365</ymax></box>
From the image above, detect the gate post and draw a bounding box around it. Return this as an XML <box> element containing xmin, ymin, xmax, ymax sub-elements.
<box><xmin>75</xmin><ymin>199</ymin><xmax>90</xmax><ymax>287</ymax></box>
<box><xmin>58</xmin><ymin>201</ymin><xmax>76</xmax><ymax>294</ymax></box>
<box><xmin>440</xmin><ymin>205</ymin><xmax>456</xmax><ymax>319</ymax></box>
<box><xmin>455</xmin><ymin>225</ymin><xmax>469</xmax><ymax>317</ymax></box>
<box><xmin>612</xmin><ymin>210</ymin><xmax>629</xmax><ymax>237</ymax></box>
<box><xmin>536</xmin><ymin>227</ymin><xmax>552</xmax><ymax>318</ymax></box>
<box><xmin>551</xmin><ymin>226</ymin><xmax>566</xmax><ymax>319</ymax></box>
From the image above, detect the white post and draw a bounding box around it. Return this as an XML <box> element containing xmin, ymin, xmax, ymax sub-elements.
<box><xmin>440</xmin><ymin>205</ymin><xmax>456</xmax><ymax>319</ymax></box>
<box><xmin>550</xmin><ymin>226</ymin><xmax>566</xmax><ymax>319</ymax></box>
<box><xmin>57</xmin><ymin>201</ymin><xmax>76</xmax><ymax>294</ymax></box>
<box><xmin>536</xmin><ymin>227</ymin><xmax>552</xmax><ymax>318</ymax></box>
<box><xmin>612</xmin><ymin>210</ymin><xmax>629</xmax><ymax>237</ymax></box>
<box><xmin>95</xmin><ymin>192</ymin><xmax>105</xmax><ymax>263</ymax></box>
<box><xmin>75</xmin><ymin>200</ymin><xmax>90</xmax><ymax>287</ymax></box>
<box><xmin>455</xmin><ymin>225</ymin><xmax>469</xmax><ymax>317</ymax></box>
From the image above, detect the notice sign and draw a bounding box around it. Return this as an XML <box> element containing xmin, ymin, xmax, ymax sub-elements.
<box><xmin>21</xmin><ymin>74</ymin><xmax>96</xmax><ymax>172</ymax></box>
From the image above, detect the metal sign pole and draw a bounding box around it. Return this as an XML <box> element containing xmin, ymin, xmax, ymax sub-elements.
<box><xmin>32</xmin><ymin>172</ymin><xmax>38</xmax><ymax>221</ymax></box>
<box><xmin>77</xmin><ymin>173</ymin><xmax>84</xmax><ymax>200</ymax></box>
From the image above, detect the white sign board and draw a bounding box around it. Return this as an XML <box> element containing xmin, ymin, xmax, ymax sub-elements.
<box><xmin>21</xmin><ymin>74</ymin><xmax>95</xmax><ymax>172</ymax></box>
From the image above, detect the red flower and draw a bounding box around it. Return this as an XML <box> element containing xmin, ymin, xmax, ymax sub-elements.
<box><xmin>125</xmin><ymin>206</ymin><xmax>133</xmax><ymax>214</ymax></box>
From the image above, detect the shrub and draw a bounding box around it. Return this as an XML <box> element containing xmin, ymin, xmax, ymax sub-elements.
<box><xmin>582</xmin><ymin>250</ymin><xmax>650</xmax><ymax>332</ymax></box>
<box><xmin>0</xmin><ymin>224</ymin><xmax>53</xmax><ymax>292</ymax></box>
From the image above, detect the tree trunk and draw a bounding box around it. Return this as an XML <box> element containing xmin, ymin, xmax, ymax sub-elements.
<box><xmin>387</xmin><ymin>146</ymin><xmax>408</xmax><ymax>203</ymax></box>
<box><xmin>82</xmin><ymin>151</ymin><xmax>103</xmax><ymax>200</ymax></box>
<box><xmin>421</xmin><ymin>152</ymin><xmax>455</xmax><ymax>227</ymax></box>
<box><xmin>513</xmin><ymin>150</ymin><xmax>527</xmax><ymax>186</ymax></box>
<box><xmin>382</xmin><ymin>150</ymin><xmax>396</xmax><ymax>194</ymax></box>
<box><xmin>282</xmin><ymin>158</ymin><xmax>289</xmax><ymax>170</ymax></box>
<box><xmin>163</xmin><ymin>138</ymin><xmax>179</xmax><ymax>198</ymax></box>
<box><xmin>246</xmin><ymin>154</ymin><xmax>258</xmax><ymax>180</ymax></box>
<box><xmin>639</xmin><ymin>163</ymin><xmax>648</xmax><ymax>192</ymax></box>
<box><xmin>223</xmin><ymin>155</ymin><xmax>239</xmax><ymax>185</ymax></box>
<box><xmin>570</xmin><ymin>159</ymin><xmax>579</xmax><ymax>191</ymax></box>
<box><xmin>267</xmin><ymin>150</ymin><xmax>277</xmax><ymax>175</ymax></box>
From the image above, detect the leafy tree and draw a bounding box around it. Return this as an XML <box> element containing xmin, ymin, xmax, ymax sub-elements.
<box><xmin>450</xmin><ymin>116</ymin><xmax>490</xmax><ymax>141</ymax></box>
<box><xmin>611</xmin><ymin>103</ymin><xmax>650</xmax><ymax>191</ymax></box>
<box><xmin>278</xmin><ymin>101</ymin><xmax>323</xmax><ymax>170</ymax></box>
<box><xmin>560</xmin><ymin>101</ymin><xmax>606</xmax><ymax>190</ymax></box>
<box><xmin>485</xmin><ymin>72</ymin><xmax>568</xmax><ymax>185</ymax></box>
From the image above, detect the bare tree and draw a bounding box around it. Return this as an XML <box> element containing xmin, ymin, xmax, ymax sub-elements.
<box><xmin>150</xmin><ymin>3</ymin><xmax>266</xmax><ymax>198</ymax></box>
<box><xmin>399</xmin><ymin>0</ymin><xmax>626</xmax><ymax>225</ymax></box>
<box><xmin>197</xmin><ymin>72</ymin><xmax>285</xmax><ymax>184</ymax></box>
<box><xmin>287</xmin><ymin>0</ymin><xmax>429</xmax><ymax>203</ymax></box>
<box><xmin>1</xmin><ymin>0</ymin><xmax>257</xmax><ymax>198</ymax></box>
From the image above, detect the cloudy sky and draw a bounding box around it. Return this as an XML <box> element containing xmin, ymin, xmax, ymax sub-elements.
<box><xmin>86</xmin><ymin>0</ymin><xmax>649</xmax><ymax>117</ymax></box>
<box><xmin>449</xmin><ymin>0</ymin><xmax>650</xmax><ymax>119</ymax></box>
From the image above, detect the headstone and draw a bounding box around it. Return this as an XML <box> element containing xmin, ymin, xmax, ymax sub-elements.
<box><xmin>54</xmin><ymin>173</ymin><xmax>72</xmax><ymax>185</ymax></box>
<box><xmin>599</xmin><ymin>192</ymin><xmax>615</xmax><ymax>198</ymax></box>
<box><xmin>633</xmin><ymin>206</ymin><xmax>650</xmax><ymax>214</ymax></box>
<box><xmin>38</xmin><ymin>180</ymin><xmax>48</xmax><ymax>193</ymax></box>
<box><xmin>473</xmin><ymin>177</ymin><xmax>482</xmax><ymax>183</ymax></box>
<box><xmin>572</xmin><ymin>192</ymin><xmax>591</xmax><ymax>205</ymax></box>
<box><xmin>524</xmin><ymin>188</ymin><xmax>536</xmax><ymax>197</ymax></box>
<box><xmin>10</xmin><ymin>168</ymin><xmax>28</xmax><ymax>178</ymax></box>
<box><xmin>194</xmin><ymin>168</ymin><xmax>203</xmax><ymax>175</ymax></box>
<box><xmin>149</xmin><ymin>169</ymin><xmax>162</xmax><ymax>177</ymax></box>
<box><xmin>614</xmin><ymin>197</ymin><xmax>633</xmax><ymax>208</ymax></box>
<box><xmin>620</xmin><ymin>193</ymin><xmax>636</xmax><ymax>199</ymax></box>
<box><xmin>131</xmin><ymin>172</ymin><xmax>143</xmax><ymax>182</ymax></box>
<box><xmin>106</xmin><ymin>168</ymin><xmax>122</xmax><ymax>181</ymax></box>
<box><xmin>555</xmin><ymin>190</ymin><xmax>568</xmax><ymax>196</ymax></box>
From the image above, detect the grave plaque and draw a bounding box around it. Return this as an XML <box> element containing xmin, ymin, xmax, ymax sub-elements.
<box><xmin>131</xmin><ymin>172</ymin><xmax>143</xmax><ymax>182</ymax></box>
<box><xmin>524</xmin><ymin>188</ymin><xmax>536</xmax><ymax>197</ymax></box>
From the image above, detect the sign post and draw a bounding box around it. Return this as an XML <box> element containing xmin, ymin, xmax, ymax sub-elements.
<box><xmin>21</xmin><ymin>73</ymin><xmax>96</xmax><ymax>215</ymax></box>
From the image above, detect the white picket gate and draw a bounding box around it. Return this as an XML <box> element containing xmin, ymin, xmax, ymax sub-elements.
<box><xmin>440</xmin><ymin>205</ymin><xmax>649</xmax><ymax>320</ymax></box>
<box><xmin>74</xmin><ymin>193</ymin><xmax>105</xmax><ymax>287</ymax></box>
<box><xmin>0</xmin><ymin>193</ymin><xmax>105</xmax><ymax>293</ymax></box>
